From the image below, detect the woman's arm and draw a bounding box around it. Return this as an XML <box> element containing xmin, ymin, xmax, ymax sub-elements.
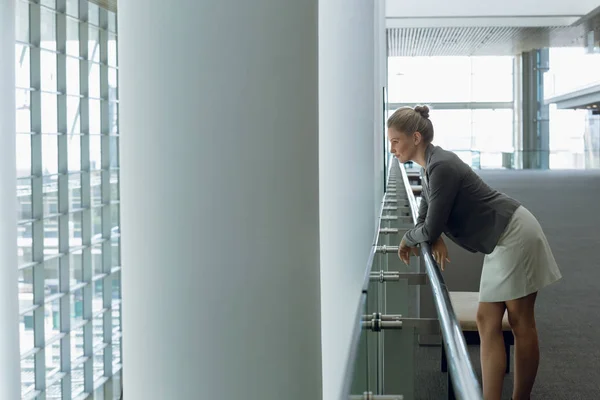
<box><xmin>402</xmin><ymin>161</ymin><xmax>460</xmax><ymax>246</ymax></box>
<box><xmin>416</xmin><ymin>184</ymin><xmax>428</xmax><ymax>227</ymax></box>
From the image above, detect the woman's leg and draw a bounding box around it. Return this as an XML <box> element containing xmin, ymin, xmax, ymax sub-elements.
<box><xmin>505</xmin><ymin>292</ymin><xmax>539</xmax><ymax>400</ymax></box>
<box><xmin>477</xmin><ymin>301</ymin><xmax>507</xmax><ymax>400</ymax></box>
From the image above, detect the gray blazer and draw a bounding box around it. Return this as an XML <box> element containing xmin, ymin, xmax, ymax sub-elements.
<box><xmin>402</xmin><ymin>144</ymin><xmax>520</xmax><ymax>254</ymax></box>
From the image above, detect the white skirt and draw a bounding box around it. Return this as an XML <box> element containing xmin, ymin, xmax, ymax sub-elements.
<box><xmin>479</xmin><ymin>205</ymin><xmax>562</xmax><ymax>302</ymax></box>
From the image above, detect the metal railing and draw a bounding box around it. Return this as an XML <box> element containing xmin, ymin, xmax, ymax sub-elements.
<box><xmin>398</xmin><ymin>160</ymin><xmax>483</xmax><ymax>400</ymax></box>
<box><xmin>342</xmin><ymin>155</ymin><xmax>397</xmax><ymax>400</ymax></box>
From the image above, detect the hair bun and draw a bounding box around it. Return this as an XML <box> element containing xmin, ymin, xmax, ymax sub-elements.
<box><xmin>414</xmin><ymin>105</ymin><xmax>430</xmax><ymax>119</ymax></box>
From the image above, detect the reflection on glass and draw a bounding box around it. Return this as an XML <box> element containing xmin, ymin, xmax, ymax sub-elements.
<box><xmin>41</xmin><ymin>93</ymin><xmax>58</xmax><ymax>133</ymax></box>
<box><xmin>42</xmin><ymin>134</ymin><xmax>58</xmax><ymax>175</ymax></box>
<box><xmin>17</xmin><ymin>179</ymin><xmax>32</xmax><ymax>221</ymax></box>
<box><xmin>90</xmin><ymin>134</ymin><xmax>101</xmax><ymax>170</ymax></box>
<box><xmin>91</xmin><ymin>171</ymin><xmax>102</xmax><ymax>206</ymax></box>
<box><xmin>69</xmin><ymin>211</ymin><xmax>82</xmax><ymax>248</ymax></box>
<box><xmin>16</xmin><ymin>1</ymin><xmax>30</xmax><ymax>43</ymax></box>
<box><xmin>46</xmin><ymin>378</ymin><xmax>62</xmax><ymax>400</ymax></box>
<box><xmin>40</xmin><ymin>8</ymin><xmax>57</xmax><ymax>51</ymax></box>
<box><xmin>94</xmin><ymin>349</ymin><xmax>105</xmax><ymax>382</ymax></box>
<box><xmin>18</xmin><ymin>224</ymin><xmax>33</xmax><ymax>267</ymax></box>
<box><xmin>15</xmin><ymin>45</ymin><xmax>30</xmax><ymax>88</ymax></box>
<box><xmin>110</xmin><ymin>136</ymin><xmax>119</xmax><ymax>168</ymax></box>
<box><xmin>111</xmin><ymin>237</ymin><xmax>120</xmax><ymax>268</ymax></box>
<box><xmin>89</xmin><ymin>99</ymin><xmax>101</xmax><ymax>135</ymax></box>
<box><xmin>110</xmin><ymin>171</ymin><xmax>119</xmax><ymax>202</ymax></box>
<box><xmin>92</xmin><ymin>244</ymin><xmax>103</xmax><ymax>276</ymax></box>
<box><xmin>111</xmin><ymin>204</ymin><xmax>119</xmax><ymax>232</ymax></box>
<box><xmin>108</xmin><ymin>35</ymin><xmax>118</xmax><ymax>67</ymax></box>
<box><xmin>21</xmin><ymin>354</ymin><xmax>35</xmax><ymax>398</ymax></box>
<box><xmin>44</xmin><ymin>216</ymin><xmax>60</xmax><ymax>257</ymax></box>
<box><xmin>88</xmin><ymin>26</ymin><xmax>100</xmax><ymax>63</ymax></box>
<box><xmin>20</xmin><ymin>310</ymin><xmax>35</xmax><ymax>356</ymax></box>
<box><xmin>112</xmin><ymin>271</ymin><xmax>120</xmax><ymax>301</ymax></box>
<box><xmin>89</xmin><ymin>62</ymin><xmax>100</xmax><ymax>99</ymax></box>
<box><xmin>67</xmin><ymin>96</ymin><xmax>81</xmax><ymax>135</ymax></box>
<box><xmin>109</xmin><ymin>101</ymin><xmax>119</xmax><ymax>134</ymax></box>
<box><xmin>41</xmin><ymin>50</ymin><xmax>57</xmax><ymax>92</ymax></box>
<box><xmin>108</xmin><ymin>67</ymin><xmax>118</xmax><ymax>99</ymax></box>
<box><xmin>108</xmin><ymin>11</ymin><xmax>117</xmax><ymax>33</ymax></box>
<box><xmin>71</xmin><ymin>359</ymin><xmax>85</xmax><ymax>398</ymax></box>
<box><xmin>68</xmin><ymin>134</ymin><xmax>81</xmax><ymax>172</ymax></box>
<box><xmin>88</xmin><ymin>3</ymin><xmax>100</xmax><ymax>26</ymax></box>
<box><xmin>112</xmin><ymin>342</ymin><xmax>121</xmax><ymax>366</ymax></box>
<box><xmin>92</xmin><ymin>208</ymin><xmax>102</xmax><ymax>239</ymax></box>
<box><xmin>70</xmin><ymin>250</ymin><xmax>83</xmax><ymax>285</ymax></box>
<box><xmin>44</xmin><ymin>258</ymin><xmax>60</xmax><ymax>296</ymax></box>
<box><xmin>68</xmin><ymin>173</ymin><xmax>82</xmax><ymax>210</ymax></box>
<box><xmin>66</xmin><ymin>0</ymin><xmax>79</xmax><ymax>17</ymax></box>
<box><xmin>16</xmin><ymin>134</ymin><xmax>31</xmax><ymax>177</ymax></box>
<box><xmin>66</xmin><ymin>57</ymin><xmax>80</xmax><ymax>94</ymax></box>
<box><xmin>71</xmin><ymin>290</ymin><xmax>84</xmax><ymax>328</ymax></box>
<box><xmin>93</xmin><ymin>280</ymin><xmax>104</xmax><ymax>313</ymax></box>
<box><xmin>19</xmin><ymin>267</ymin><xmax>34</xmax><ymax>312</ymax></box>
<box><xmin>44</xmin><ymin>300</ymin><xmax>60</xmax><ymax>340</ymax></box>
<box><xmin>93</xmin><ymin>312</ymin><xmax>104</xmax><ymax>348</ymax></box>
<box><xmin>45</xmin><ymin>338</ymin><xmax>60</xmax><ymax>380</ymax></box>
<box><xmin>16</xmin><ymin>89</ymin><xmax>31</xmax><ymax>133</ymax></box>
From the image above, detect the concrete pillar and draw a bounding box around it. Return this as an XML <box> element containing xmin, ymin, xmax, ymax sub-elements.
<box><xmin>0</xmin><ymin>0</ymin><xmax>22</xmax><ymax>398</ymax></box>
<box><xmin>118</xmin><ymin>2</ymin><xmax>322</xmax><ymax>399</ymax></box>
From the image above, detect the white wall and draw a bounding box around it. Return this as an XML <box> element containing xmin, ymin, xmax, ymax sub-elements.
<box><xmin>318</xmin><ymin>0</ymin><xmax>376</xmax><ymax>398</ymax></box>
<box><xmin>119</xmin><ymin>1</ymin><xmax>323</xmax><ymax>399</ymax></box>
<box><xmin>374</xmin><ymin>0</ymin><xmax>387</xmax><ymax>221</ymax></box>
<box><xmin>0</xmin><ymin>0</ymin><xmax>22</xmax><ymax>398</ymax></box>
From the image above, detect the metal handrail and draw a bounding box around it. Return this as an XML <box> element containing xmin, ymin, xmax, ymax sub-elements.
<box><xmin>398</xmin><ymin>160</ymin><xmax>483</xmax><ymax>400</ymax></box>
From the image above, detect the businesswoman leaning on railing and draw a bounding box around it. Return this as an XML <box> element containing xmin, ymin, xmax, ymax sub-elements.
<box><xmin>388</xmin><ymin>105</ymin><xmax>562</xmax><ymax>400</ymax></box>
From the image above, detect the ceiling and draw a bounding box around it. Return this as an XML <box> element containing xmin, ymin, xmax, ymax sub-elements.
<box><xmin>386</xmin><ymin>0</ymin><xmax>600</xmax><ymax>57</ymax></box>
<box><xmin>387</xmin><ymin>25</ymin><xmax>592</xmax><ymax>57</ymax></box>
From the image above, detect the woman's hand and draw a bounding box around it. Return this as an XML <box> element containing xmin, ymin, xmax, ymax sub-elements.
<box><xmin>431</xmin><ymin>236</ymin><xmax>450</xmax><ymax>271</ymax></box>
<box><xmin>398</xmin><ymin>239</ymin><xmax>419</xmax><ymax>265</ymax></box>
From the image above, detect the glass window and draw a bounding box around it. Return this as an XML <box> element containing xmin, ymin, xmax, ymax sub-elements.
<box><xmin>15</xmin><ymin>45</ymin><xmax>30</xmax><ymax>88</ymax></box>
<box><xmin>16</xmin><ymin>2</ymin><xmax>120</xmax><ymax>397</ymax></box>
<box><xmin>387</xmin><ymin>55</ymin><xmax>515</xmax><ymax>165</ymax></box>
<box><xmin>41</xmin><ymin>8</ymin><xmax>57</xmax><ymax>51</ymax></box>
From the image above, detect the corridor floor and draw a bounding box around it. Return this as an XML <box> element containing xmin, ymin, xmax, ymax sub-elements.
<box><xmin>415</xmin><ymin>169</ymin><xmax>600</xmax><ymax>400</ymax></box>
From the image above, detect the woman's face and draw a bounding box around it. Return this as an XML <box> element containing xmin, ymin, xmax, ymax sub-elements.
<box><xmin>387</xmin><ymin>127</ymin><xmax>418</xmax><ymax>163</ymax></box>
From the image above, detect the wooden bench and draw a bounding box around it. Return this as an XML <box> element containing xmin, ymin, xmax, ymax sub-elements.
<box><xmin>441</xmin><ymin>291</ymin><xmax>514</xmax><ymax>374</ymax></box>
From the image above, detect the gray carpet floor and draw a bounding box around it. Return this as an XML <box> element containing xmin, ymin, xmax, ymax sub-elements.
<box><xmin>415</xmin><ymin>169</ymin><xmax>600</xmax><ymax>400</ymax></box>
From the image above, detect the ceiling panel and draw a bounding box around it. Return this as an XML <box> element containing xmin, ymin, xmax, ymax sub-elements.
<box><xmin>90</xmin><ymin>0</ymin><xmax>117</xmax><ymax>13</ymax></box>
<box><xmin>387</xmin><ymin>25</ymin><xmax>588</xmax><ymax>57</ymax></box>
<box><xmin>387</xmin><ymin>8</ymin><xmax>600</xmax><ymax>57</ymax></box>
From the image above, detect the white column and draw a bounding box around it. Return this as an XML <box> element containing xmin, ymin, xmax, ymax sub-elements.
<box><xmin>0</xmin><ymin>0</ymin><xmax>22</xmax><ymax>398</ymax></box>
<box><xmin>118</xmin><ymin>1</ymin><xmax>322</xmax><ymax>399</ymax></box>
<box><xmin>318</xmin><ymin>0</ymin><xmax>375</xmax><ymax>399</ymax></box>
<box><xmin>374</xmin><ymin>0</ymin><xmax>387</xmax><ymax>216</ymax></box>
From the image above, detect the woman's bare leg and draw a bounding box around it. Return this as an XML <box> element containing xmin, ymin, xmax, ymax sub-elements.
<box><xmin>477</xmin><ymin>301</ymin><xmax>507</xmax><ymax>400</ymax></box>
<box><xmin>506</xmin><ymin>292</ymin><xmax>538</xmax><ymax>400</ymax></box>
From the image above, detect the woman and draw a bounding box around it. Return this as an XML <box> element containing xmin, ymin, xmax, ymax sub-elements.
<box><xmin>388</xmin><ymin>105</ymin><xmax>562</xmax><ymax>400</ymax></box>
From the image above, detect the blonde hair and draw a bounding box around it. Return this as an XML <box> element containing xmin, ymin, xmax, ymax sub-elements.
<box><xmin>387</xmin><ymin>105</ymin><xmax>434</xmax><ymax>143</ymax></box>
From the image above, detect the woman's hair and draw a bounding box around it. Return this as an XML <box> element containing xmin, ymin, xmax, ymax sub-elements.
<box><xmin>387</xmin><ymin>105</ymin><xmax>434</xmax><ymax>143</ymax></box>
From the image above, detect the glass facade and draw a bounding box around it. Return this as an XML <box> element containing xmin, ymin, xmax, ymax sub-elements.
<box><xmin>387</xmin><ymin>56</ymin><xmax>515</xmax><ymax>168</ymax></box>
<box><xmin>15</xmin><ymin>0</ymin><xmax>121</xmax><ymax>398</ymax></box>
<box><xmin>545</xmin><ymin>47</ymin><xmax>600</xmax><ymax>169</ymax></box>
